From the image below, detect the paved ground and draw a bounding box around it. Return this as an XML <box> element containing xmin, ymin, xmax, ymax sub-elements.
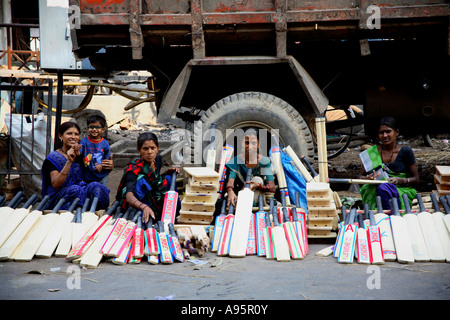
<box><xmin>1</xmin><ymin>243</ymin><xmax>449</xmax><ymax>302</ymax></box>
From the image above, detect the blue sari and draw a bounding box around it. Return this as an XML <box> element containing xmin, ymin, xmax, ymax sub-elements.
<box><xmin>41</xmin><ymin>151</ymin><xmax>110</xmax><ymax>210</ymax></box>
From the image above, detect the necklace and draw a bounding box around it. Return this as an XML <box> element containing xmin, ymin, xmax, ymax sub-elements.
<box><xmin>381</xmin><ymin>144</ymin><xmax>397</xmax><ymax>164</ymax></box>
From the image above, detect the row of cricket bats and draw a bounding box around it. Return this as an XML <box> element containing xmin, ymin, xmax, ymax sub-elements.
<box><xmin>331</xmin><ymin>193</ymin><xmax>450</xmax><ymax>264</ymax></box>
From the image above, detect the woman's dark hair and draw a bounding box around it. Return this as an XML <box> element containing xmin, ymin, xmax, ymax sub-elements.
<box><xmin>55</xmin><ymin>121</ymin><xmax>80</xmax><ymax>149</ymax></box>
<box><xmin>377</xmin><ymin>117</ymin><xmax>398</xmax><ymax>131</ymax></box>
<box><xmin>137</xmin><ymin>132</ymin><xmax>159</xmax><ymax>149</ymax></box>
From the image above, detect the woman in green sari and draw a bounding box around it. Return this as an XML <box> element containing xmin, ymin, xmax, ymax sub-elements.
<box><xmin>359</xmin><ymin>117</ymin><xmax>419</xmax><ymax>212</ymax></box>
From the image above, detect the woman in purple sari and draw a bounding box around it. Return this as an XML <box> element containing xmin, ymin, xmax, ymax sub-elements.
<box><xmin>41</xmin><ymin>122</ymin><xmax>110</xmax><ymax>210</ymax></box>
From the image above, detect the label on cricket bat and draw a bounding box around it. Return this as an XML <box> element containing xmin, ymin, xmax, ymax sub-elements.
<box><xmin>158</xmin><ymin>234</ymin><xmax>173</xmax><ymax>263</ymax></box>
<box><xmin>162</xmin><ymin>191</ymin><xmax>177</xmax><ymax>225</ymax></box>
<box><xmin>338</xmin><ymin>224</ymin><xmax>356</xmax><ymax>263</ymax></box>
<box><xmin>246</xmin><ymin>214</ymin><xmax>257</xmax><ymax>255</ymax></box>
<box><xmin>356</xmin><ymin>229</ymin><xmax>370</xmax><ymax>264</ymax></box>
<box><xmin>112</xmin><ymin>224</ymin><xmax>136</xmax><ymax>257</ymax></box>
<box><xmin>101</xmin><ymin>219</ymin><xmax>127</xmax><ymax>254</ymax></box>
<box><xmin>133</xmin><ymin>229</ymin><xmax>144</xmax><ymax>258</ymax></box>
<box><xmin>255</xmin><ymin>211</ymin><xmax>266</xmax><ymax>256</ymax></box>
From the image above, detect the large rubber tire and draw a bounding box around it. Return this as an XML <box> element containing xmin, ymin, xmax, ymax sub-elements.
<box><xmin>193</xmin><ymin>92</ymin><xmax>314</xmax><ymax>165</ymax></box>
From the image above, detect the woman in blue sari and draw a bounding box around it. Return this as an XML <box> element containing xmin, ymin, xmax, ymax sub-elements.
<box><xmin>41</xmin><ymin>122</ymin><xmax>110</xmax><ymax>210</ymax></box>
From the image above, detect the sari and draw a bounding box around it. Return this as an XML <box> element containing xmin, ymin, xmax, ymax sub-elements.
<box><xmin>116</xmin><ymin>157</ymin><xmax>169</xmax><ymax>221</ymax></box>
<box><xmin>360</xmin><ymin>145</ymin><xmax>416</xmax><ymax>213</ymax></box>
<box><xmin>41</xmin><ymin>151</ymin><xmax>110</xmax><ymax>210</ymax></box>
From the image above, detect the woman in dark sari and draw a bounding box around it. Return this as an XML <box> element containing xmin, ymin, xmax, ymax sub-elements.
<box><xmin>116</xmin><ymin>132</ymin><xmax>180</xmax><ymax>223</ymax></box>
<box><xmin>41</xmin><ymin>122</ymin><xmax>110</xmax><ymax>210</ymax></box>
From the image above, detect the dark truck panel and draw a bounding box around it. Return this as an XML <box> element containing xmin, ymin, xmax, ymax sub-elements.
<box><xmin>71</xmin><ymin>0</ymin><xmax>449</xmax><ymax>140</ymax></box>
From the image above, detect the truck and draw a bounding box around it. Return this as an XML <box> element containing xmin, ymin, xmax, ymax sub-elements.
<box><xmin>44</xmin><ymin>0</ymin><xmax>450</xmax><ymax>161</ymax></box>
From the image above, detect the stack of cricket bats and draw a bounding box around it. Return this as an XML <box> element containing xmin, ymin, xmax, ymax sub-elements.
<box><xmin>178</xmin><ymin>167</ymin><xmax>220</xmax><ymax>225</ymax></box>
<box><xmin>434</xmin><ymin>165</ymin><xmax>450</xmax><ymax>197</ymax></box>
<box><xmin>306</xmin><ymin>182</ymin><xmax>338</xmax><ymax>238</ymax></box>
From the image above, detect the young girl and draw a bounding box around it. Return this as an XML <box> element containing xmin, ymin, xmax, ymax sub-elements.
<box><xmin>115</xmin><ymin>132</ymin><xmax>180</xmax><ymax>223</ymax></box>
<box><xmin>41</xmin><ymin>122</ymin><xmax>110</xmax><ymax>210</ymax></box>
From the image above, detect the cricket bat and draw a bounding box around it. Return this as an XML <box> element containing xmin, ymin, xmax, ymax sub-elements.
<box><xmin>112</xmin><ymin>238</ymin><xmax>133</xmax><ymax>265</ymax></box>
<box><xmin>216</xmin><ymin>204</ymin><xmax>235</xmax><ymax>256</ymax></box>
<box><xmin>0</xmin><ymin>193</ymin><xmax>39</xmax><ymax>247</ymax></box>
<box><xmin>246</xmin><ymin>210</ymin><xmax>257</xmax><ymax>255</ymax></box>
<box><xmin>374</xmin><ymin>196</ymin><xmax>397</xmax><ymax>261</ymax></box>
<box><xmin>206</xmin><ymin>122</ymin><xmax>216</xmax><ymax>170</ymax></box>
<box><xmin>156</xmin><ymin>221</ymin><xmax>173</xmax><ymax>264</ymax></box>
<box><xmin>264</xmin><ymin>198</ymin><xmax>276</xmax><ymax>259</ymax></box>
<box><xmin>431</xmin><ymin>194</ymin><xmax>450</xmax><ymax>262</ymax></box>
<box><xmin>79</xmin><ymin>220</ymin><xmax>113</xmax><ymax>268</ymax></box>
<box><xmin>82</xmin><ymin>197</ymin><xmax>100</xmax><ymax>231</ymax></box>
<box><xmin>356</xmin><ymin>213</ymin><xmax>371</xmax><ymax>264</ymax></box>
<box><xmin>161</xmin><ymin>171</ymin><xmax>178</xmax><ymax>230</ymax></box>
<box><xmin>211</xmin><ymin>199</ymin><xmax>227</xmax><ymax>252</ymax></box>
<box><xmin>389</xmin><ymin>198</ymin><xmax>414</xmax><ymax>264</ymax></box>
<box><xmin>144</xmin><ymin>217</ymin><xmax>160</xmax><ymax>256</ymax></box>
<box><xmin>0</xmin><ymin>196</ymin><xmax>62</xmax><ymax>261</ymax></box>
<box><xmin>271</xmin><ymin>134</ymin><xmax>290</xmax><ymax>205</ymax></box>
<box><xmin>71</xmin><ymin>207</ymin><xmax>84</xmax><ymax>248</ymax></box>
<box><xmin>168</xmin><ymin>223</ymin><xmax>184</xmax><ymax>262</ymax></box>
<box><xmin>36</xmin><ymin>199</ymin><xmax>76</xmax><ymax>258</ymax></box>
<box><xmin>284</xmin><ymin>145</ymin><xmax>317</xmax><ymax>183</ymax></box>
<box><xmin>108</xmin><ymin>209</ymin><xmax>139</xmax><ymax>257</ymax></box>
<box><xmin>132</xmin><ymin>214</ymin><xmax>145</xmax><ymax>259</ymax></box>
<box><xmin>100</xmin><ymin>207</ymin><xmax>128</xmax><ymax>256</ymax></box>
<box><xmin>66</xmin><ymin>201</ymin><xmax>120</xmax><ymax>261</ymax></box>
<box><xmin>444</xmin><ymin>195</ymin><xmax>450</xmax><ymax>233</ymax></box>
<box><xmin>333</xmin><ymin>205</ymin><xmax>348</xmax><ymax>258</ymax></box>
<box><xmin>0</xmin><ymin>191</ymin><xmax>24</xmax><ymax>225</ymax></box>
<box><xmin>55</xmin><ymin>198</ymin><xmax>80</xmax><ymax>257</ymax></box>
<box><xmin>255</xmin><ymin>195</ymin><xmax>267</xmax><ymax>257</ymax></box>
<box><xmin>280</xmin><ymin>191</ymin><xmax>304</xmax><ymax>259</ymax></box>
<box><xmin>416</xmin><ymin>194</ymin><xmax>446</xmax><ymax>262</ymax></box>
<box><xmin>293</xmin><ymin>191</ymin><xmax>308</xmax><ymax>254</ymax></box>
<box><xmin>367</xmin><ymin>210</ymin><xmax>385</xmax><ymax>264</ymax></box>
<box><xmin>229</xmin><ymin>168</ymin><xmax>254</xmax><ymax>258</ymax></box>
<box><xmin>337</xmin><ymin>208</ymin><xmax>357</xmax><ymax>263</ymax></box>
<box><xmin>217</xmin><ymin>144</ymin><xmax>234</xmax><ymax>199</ymax></box>
<box><xmin>401</xmin><ymin>193</ymin><xmax>430</xmax><ymax>262</ymax></box>
<box><xmin>271</xmin><ymin>200</ymin><xmax>291</xmax><ymax>262</ymax></box>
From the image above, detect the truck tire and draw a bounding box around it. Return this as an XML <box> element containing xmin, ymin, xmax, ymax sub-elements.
<box><xmin>193</xmin><ymin>92</ymin><xmax>314</xmax><ymax>165</ymax></box>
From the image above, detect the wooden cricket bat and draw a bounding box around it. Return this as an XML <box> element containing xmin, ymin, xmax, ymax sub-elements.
<box><xmin>284</xmin><ymin>145</ymin><xmax>317</xmax><ymax>183</ymax></box>
<box><xmin>280</xmin><ymin>191</ymin><xmax>303</xmax><ymax>259</ymax></box>
<box><xmin>217</xmin><ymin>144</ymin><xmax>234</xmax><ymax>198</ymax></box>
<box><xmin>367</xmin><ymin>210</ymin><xmax>385</xmax><ymax>264</ymax></box>
<box><xmin>271</xmin><ymin>134</ymin><xmax>290</xmax><ymax>205</ymax></box>
<box><xmin>100</xmin><ymin>207</ymin><xmax>127</xmax><ymax>256</ymax></box>
<box><xmin>0</xmin><ymin>191</ymin><xmax>24</xmax><ymax>225</ymax></box>
<box><xmin>401</xmin><ymin>193</ymin><xmax>430</xmax><ymax>262</ymax></box>
<box><xmin>112</xmin><ymin>238</ymin><xmax>133</xmax><ymax>265</ymax></box>
<box><xmin>144</xmin><ymin>217</ymin><xmax>160</xmax><ymax>256</ymax></box>
<box><xmin>0</xmin><ymin>193</ymin><xmax>39</xmax><ymax>247</ymax></box>
<box><xmin>389</xmin><ymin>198</ymin><xmax>414</xmax><ymax>264</ymax></box>
<box><xmin>293</xmin><ymin>191</ymin><xmax>308</xmax><ymax>254</ymax></box>
<box><xmin>416</xmin><ymin>194</ymin><xmax>446</xmax><ymax>262</ymax></box>
<box><xmin>229</xmin><ymin>168</ymin><xmax>254</xmax><ymax>258</ymax></box>
<box><xmin>216</xmin><ymin>204</ymin><xmax>235</xmax><ymax>257</ymax></box>
<box><xmin>211</xmin><ymin>199</ymin><xmax>227</xmax><ymax>252</ymax></box>
<box><xmin>132</xmin><ymin>214</ymin><xmax>145</xmax><ymax>259</ymax></box>
<box><xmin>79</xmin><ymin>221</ymin><xmax>112</xmax><ymax>268</ymax></box>
<box><xmin>82</xmin><ymin>197</ymin><xmax>100</xmax><ymax>232</ymax></box>
<box><xmin>337</xmin><ymin>208</ymin><xmax>357</xmax><ymax>263</ymax></box>
<box><xmin>168</xmin><ymin>223</ymin><xmax>184</xmax><ymax>262</ymax></box>
<box><xmin>55</xmin><ymin>198</ymin><xmax>80</xmax><ymax>257</ymax></box>
<box><xmin>246</xmin><ymin>210</ymin><xmax>257</xmax><ymax>255</ymax></box>
<box><xmin>333</xmin><ymin>205</ymin><xmax>348</xmax><ymax>258</ymax></box>
<box><xmin>431</xmin><ymin>194</ymin><xmax>450</xmax><ymax>262</ymax></box>
<box><xmin>0</xmin><ymin>196</ymin><xmax>61</xmax><ymax>261</ymax></box>
<box><xmin>444</xmin><ymin>195</ymin><xmax>450</xmax><ymax>233</ymax></box>
<box><xmin>271</xmin><ymin>200</ymin><xmax>291</xmax><ymax>262</ymax></box>
<box><xmin>255</xmin><ymin>195</ymin><xmax>267</xmax><ymax>257</ymax></box>
<box><xmin>206</xmin><ymin>122</ymin><xmax>216</xmax><ymax>170</ymax></box>
<box><xmin>264</xmin><ymin>205</ymin><xmax>276</xmax><ymax>259</ymax></box>
<box><xmin>71</xmin><ymin>207</ymin><xmax>84</xmax><ymax>248</ymax></box>
<box><xmin>35</xmin><ymin>200</ymin><xmax>75</xmax><ymax>258</ymax></box>
<box><xmin>374</xmin><ymin>196</ymin><xmax>397</xmax><ymax>261</ymax></box>
<box><xmin>109</xmin><ymin>209</ymin><xmax>139</xmax><ymax>257</ymax></box>
<box><xmin>161</xmin><ymin>171</ymin><xmax>178</xmax><ymax>231</ymax></box>
<box><xmin>156</xmin><ymin>221</ymin><xmax>173</xmax><ymax>264</ymax></box>
<box><xmin>66</xmin><ymin>201</ymin><xmax>119</xmax><ymax>261</ymax></box>
<box><xmin>356</xmin><ymin>213</ymin><xmax>371</xmax><ymax>264</ymax></box>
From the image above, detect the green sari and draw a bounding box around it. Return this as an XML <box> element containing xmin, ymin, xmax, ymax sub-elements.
<box><xmin>360</xmin><ymin>145</ymin><xmax>416</xmax><ymax>213</ymax></box>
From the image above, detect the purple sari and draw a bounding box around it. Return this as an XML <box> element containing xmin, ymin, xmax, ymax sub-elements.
<box><xmin>41</xmin><ymin>151</ymin><xmax>110</xmax><ymax>210</ymax></box>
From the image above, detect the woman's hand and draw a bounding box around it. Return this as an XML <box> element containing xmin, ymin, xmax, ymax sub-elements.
<box><xmin>142</xmin><ymin>205</ymin><xmax>155</xmax><ymax>223</ymax></box>
<box><xmin>364</xmin><ymin>170</ymin><xmax>381</xmax><ymax>180</ymax></box>
<box><xmin>67</xmin><ymin>144</ymin><xmax>81</xmax><ymax>162</ymax></box>
<box><xmin>168</xmin><ymin>166</ymin><xmax>181</xmax><ymax>174</ymax></box>
<box><xmin>387</xmin><ymin>177</ymin><xmax>407</xmax><ymax>185</ymax></box>
<box><xmin>101</xmin><ymin>154</ymin><xmax>114</xmax><ymax>170</ymax></box>
<box><xmin>227</xmin><ymin>190</ymin><xmax>237</xmax><ymax>207</ymax></box>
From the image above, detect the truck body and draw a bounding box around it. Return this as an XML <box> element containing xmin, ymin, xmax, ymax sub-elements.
<box><xmin>66</xmin><ymin>0</ymin><xmax>449</xmax><ymax>158</ymax></box>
